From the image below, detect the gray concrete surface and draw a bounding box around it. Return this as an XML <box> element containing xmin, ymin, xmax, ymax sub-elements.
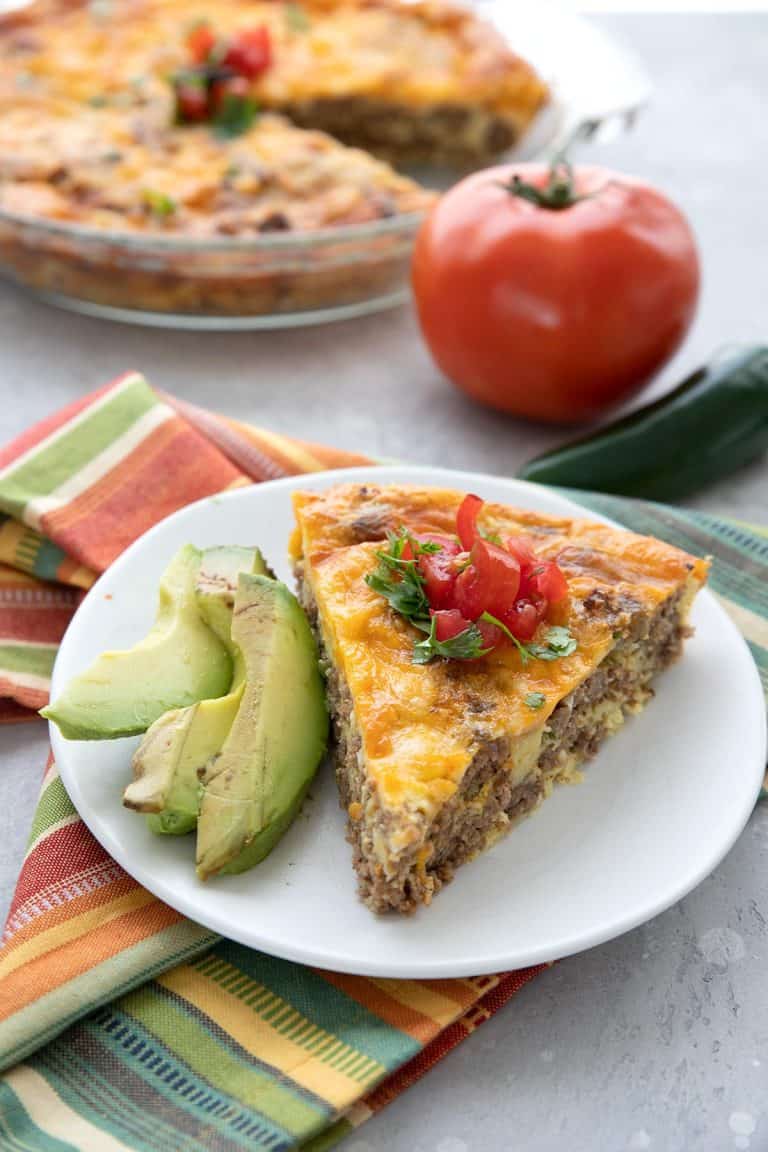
<box><xmin>0</xmin><ymin>13</ymin><xmax>766</xmax><ymax>1151</ymax></box>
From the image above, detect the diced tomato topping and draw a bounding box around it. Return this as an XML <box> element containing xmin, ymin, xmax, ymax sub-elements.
<box><xmin>453</xmin><ymin>566</ymin><xmax>486</xmax><ymax>621</ymax></box>
<box><xmin>418</xmin><ymin>549</ymin><xmax>459</xmax><ymax>610</ymax></box>
<box><xmin>177</xmin><ymin>22</ymin><xmax>271</xmax><ymax>130</ymax></box>
<box><xmin>516</xmin><ymin>565</ymin><xmax>534</xmax><ymax>600</ymax></box>
<box><xmin>211</xmin><ymin>73</ymin><xmax>251</xmax><ymax>110</ymax></box>
<box><xmin>187</xmin><ymin>22</ymin><xmax>216</xmax><ymax>63</ymax></box>
<box><xmin>400</xmin><ymin>533</ymin><xmax>457</xmax><ymax>565</ymax></box>
<box><xmin>530</xmin><ymin>559</ymin><xmax>569</xmax><ymax>603</ymax></box>
<box><xmin>390</xmin><ymin>494</ymin><xmax>572</xmax><ymax>658</ymax></box>
<box><xmin>469</xmin><ymin>538</ymin><xmax>521</xmax><ymax>616</ymax></box>
<box><xmin>477</xmin><ymin>617</ymin><xmax>505</xmax><ymax>649</ymax></box>
<box><xmin>432</xmin><ymin>609</ymin><xmax>473</xmax><ymax>643</ymax></box>
<box><xmin>223</xmin><ymin>25</ymin><xmax>272</xmax><ymax>79</ymax></box>
<box><xmin>456</xmin><ymin>493</ymin><xmax>483</xmax><ymax>550</ymax></box>
<box><xmin>175</xmin><ymin>81</ymin><xmax>209</xmax><ymax>122</ymax></box>
<box><xmin>413</xmin><ymin>532</ymin><xmax>460</xmax><ymax>555</ymax></box>
<box><xmin>503</xmin><ymin>534</ymin><xmax>537</xmax><ymax>569</ymax></box>
<box><xmin>454</xmin><ymin>538</ymin><xmax>522</xmax><ymax>622</ymax></box>
<box><xmin>500</xmin><ymin>598</ymin><xmax>545</xmax><ymax>642</ymax></box>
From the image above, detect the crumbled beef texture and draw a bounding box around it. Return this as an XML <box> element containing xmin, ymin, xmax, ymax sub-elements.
<box><xmin>257</xmin><ymin>211</ymin><xmax>291</xmax><ymax>232</ymax></box>
<box><xmin>345</xmin><ymin>504</ymin><xmax>394</xmax><ymax>542</ymax></box>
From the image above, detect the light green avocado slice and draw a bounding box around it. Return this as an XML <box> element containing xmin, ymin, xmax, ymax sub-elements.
<box><xmin>195</xmin><ymin>545</ymin><xmax>274</xmax><ymax>650</ymax></box>
<box><xmin>41</xmin><ymin>545</ymin><xmax>231</xmax><ymax>741</ymax></box>
<box><xmin>124</xmin><ymin>702</ymin><xmax>234</xmax><ymax>834</ymax></box>
<box><xmin>123</xmin><ymin>546</ymin><xmax>271</xmax><ymax>835</ymax></box>
<box><xmin>196</xmin><ymin>573</ymin><xmax>328</xmax><ymax>880</ymax></box>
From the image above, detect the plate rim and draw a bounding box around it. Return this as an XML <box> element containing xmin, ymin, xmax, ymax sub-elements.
<box><xmin>51</xmin><ymin>466</ymin><xmax>767</xmax><ymax>977</ymax></box>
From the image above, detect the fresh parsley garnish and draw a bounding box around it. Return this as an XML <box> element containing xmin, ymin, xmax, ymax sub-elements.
<box><xmin>479</xmin><ymin>611</ymin><xmax>521</xmax><ymax>652</ymax></box>
<box><xmin>413</xmin><ymin>615</ymin><xmax>489</xmax><ymax>665</ymax></box>
<box><xmin>214</xmin><ymin>93</ymin><xmax>258</xmax><ymax>138</ymax></box>
<box><xmin>366</xmin><ymin>530</ymin><xmax>466</xmax><ymax>660</ymax></box>
<box><xmin>365</xmin><ymin>568</ymin><xmax>430</xmax><ymax>623</ymax></box>
<box><xmin>478</xmin><ymin>526</ymin><xmax>502</xmax><ymax>546</ymax></box>
<box><xmin>526</xmin><ymin>625</ymin><xmax>578</xmax><ymax>661</ymax></box>
<box><xmin>365</xmin><ymin>530</ymin><xmax>431</xmax><ymax>625</ymax></box>
<box><xmin>525</xmin><ymin>691</ymin><xmax>546</xmax><ymax>710</ymax></box>
<box><xmin>142</xmin><ymin>188</ymin><xmax>177</xmax><ymax>218</ymax></box>
<box><xmin>479</xmin><ymin>612</ymin><xmax>577</xmax><ymax>666</ymax></box>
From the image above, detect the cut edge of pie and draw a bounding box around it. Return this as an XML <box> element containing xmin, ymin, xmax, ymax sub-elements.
<box><xmin>265</xmin><ymin>0</ymin><xmax>551</xmax><ymax>166</ymax></box>
<box><xmin>291</xmin><ymin>483</ymin><xmax>710</xmax><ymax>915</ymax></box>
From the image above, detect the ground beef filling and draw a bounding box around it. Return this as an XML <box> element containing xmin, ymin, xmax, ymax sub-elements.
<box><xmin>279</xmin><ymin>99</ymin><xmax>519</xmax><ymax>165</ymax></box>
<box><xmin>298</xmin><ymin>569</ymin><xmax>688</xmax><ymax>914</ymax></box>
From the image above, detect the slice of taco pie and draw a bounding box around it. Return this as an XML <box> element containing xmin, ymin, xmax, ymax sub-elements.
<box><xmin>292</xmin><ymin>483</ymin><xmax>709</xmax><ymax>914</ymax></box>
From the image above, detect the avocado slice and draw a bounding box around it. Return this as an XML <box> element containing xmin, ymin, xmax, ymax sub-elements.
<box><xmin>42</xmin><ymin>545</ymin><xmax>232</xmax><ymax>741</ymax></box>
<box><xmin>196</xmin><ymin>573</ymin><xmax>328</xmax><ymax>880</ymax></box>
<box><xmin>124</xmin><ymin>546</ymin><xmax>272</xmax><ymax>835</ymax></box>
<box><xmin>195</xmin><ymin>546</ymin><xmax>274</xmax><ymax>647</ymax></box>
<box><xmin>123</xmin><ymin>703</ymin><xmax>230</xmax><ymax>834</ymax></box>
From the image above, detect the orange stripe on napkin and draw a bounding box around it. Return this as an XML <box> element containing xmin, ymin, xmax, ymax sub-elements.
<box><xmin>40</xmin><ymin>420</ymin><xmax>245</xmax><ymax>572</ymax></box>
<box><xmin>0</xmin><ymin>896</ymin><xmax>182</xmax><ymax>1019</ymax></box>
<box><xmin>320</xmin><ymin>972</ymin><xmax>444</xmax><ymax>1044</ymax></box>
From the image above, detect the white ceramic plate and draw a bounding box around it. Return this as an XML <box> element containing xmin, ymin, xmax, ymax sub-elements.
<box><xmin>50</xmin><ymin>467</ymin><xmax>766</xmax><ymax>978</ymax></box>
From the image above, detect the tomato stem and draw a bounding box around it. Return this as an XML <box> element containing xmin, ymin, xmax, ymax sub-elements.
<box><xmin>499</xmin><ymin>158</ymin><xmax>592</xmax><ymax>211</ymax></box>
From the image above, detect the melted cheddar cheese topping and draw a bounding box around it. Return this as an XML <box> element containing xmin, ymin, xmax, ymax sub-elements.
<box><xmin>0</xmin><ymin>0</ymin><xmax>547</xmax><ymax>235</ymax></box>
<box><xmin>293</xmin><ymin>484</ymin><xmax>709</xmax><ymax>819</ymax></box>
<box><xmin>1</xmin><ymin>0</ymin><xmax>548</xmax><ymax>114</ymax></box>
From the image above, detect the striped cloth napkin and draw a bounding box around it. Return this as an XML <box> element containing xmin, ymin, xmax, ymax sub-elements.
<box><xmin>0</xmin><ymin>371</ymin><xmax>765</xmax><ymax>1151</ymax></box>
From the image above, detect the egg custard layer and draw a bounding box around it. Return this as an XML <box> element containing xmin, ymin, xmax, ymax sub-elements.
<box><xmin>292</xmin><ymin>483</ymin><xmax>709</xmax><ymax>914</ymax></box>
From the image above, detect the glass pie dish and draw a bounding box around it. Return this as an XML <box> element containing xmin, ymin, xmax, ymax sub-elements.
<box><xmin>0</xmin><ymin>208</ymin><xmax>426</xmax><ymax>329</ymax></box>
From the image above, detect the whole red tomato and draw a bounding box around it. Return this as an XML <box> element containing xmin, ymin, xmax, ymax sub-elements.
<box><xmin>412</xmin><ymin>162</ymin><xmax>700</xmax><ymax>424</ymax></box>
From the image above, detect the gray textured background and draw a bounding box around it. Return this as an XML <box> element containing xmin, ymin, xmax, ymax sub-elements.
<box><xmin>1</xmin><ymin>14</ymin><xmax>767</xmax><ymax>1151</ymax></box>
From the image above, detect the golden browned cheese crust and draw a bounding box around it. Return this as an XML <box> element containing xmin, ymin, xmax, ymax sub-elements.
<box><xmin>0</xmin><ymin>0</ymin><xmax>548</xmax><ymax>234</ymax></box>
<box><xmin>0</xmin><ymin>104</ymin><xmax>433</xmax><ymax>233</ymax></box>
<box><xmin>1</xmin><ymin>0</ymin><xmax>547</xmax><ymax>114</ymax></box>
<box><xmin>292</xmin><ymin>483</ymin><xmax>710</xmax><ymax>834</ymax></box>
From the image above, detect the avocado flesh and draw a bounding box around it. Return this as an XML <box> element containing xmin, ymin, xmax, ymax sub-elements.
<box><xmin>123</xmin><ymin>546</ymin><xmax>270</xmax><ymax>834</ymax></box>
<box><xmin>41</xmin><ymin>545</ymin><xmax>231</xmax><ymax>741</ymax></box>
<box><xmin>196</xmin><ymin>573</ymin><xmax>328</xmax><ymax>880</ymax></box>
<box><xmin>125</xmin><ymin>701</ymin><xmax>236</xmax><ymax>834</ymax></box>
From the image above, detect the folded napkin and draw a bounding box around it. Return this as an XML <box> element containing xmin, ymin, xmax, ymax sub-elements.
<box><xmin>0</xmin><ymin>371</ymin><xmax>765</xmax><ymax>1150</ymax></box>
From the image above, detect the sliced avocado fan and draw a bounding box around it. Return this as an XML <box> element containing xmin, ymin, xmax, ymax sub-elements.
<box><xmin>41</xmin><ymin>545</ymin><xmax>232</xmax><ymax>741</ymax></box>
<box><xmin>124</xmin><ymin>546</ymin><xmax>271</xmax><ymax>835</ymax></box>
<box><xmin>196</xmin><ymin>572</ymin><xmax>328</xmax><ymax>880</ymax></box>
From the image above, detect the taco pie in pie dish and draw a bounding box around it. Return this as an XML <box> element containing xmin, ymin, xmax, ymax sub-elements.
<box><xmin>291</xmin><ymin>483</ymin><xmax>709</xmax><ymax>914</ymax></box>
<box><xmin>0</xmin><ymin>0</ymin><xmax>549</xmax><ymax>320</ymax></box>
